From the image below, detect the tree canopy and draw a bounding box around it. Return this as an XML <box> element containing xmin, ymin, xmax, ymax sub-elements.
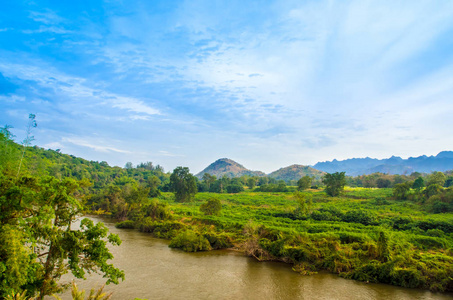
<box><xmin>170</xmin><ymin>167</ymin><xmax>197</xmax><ymax>202</ymax></box>
<box><xmin>322</xmin><ymin>172</ymin><xmax>346</xmax><ymax>197</ymax></box>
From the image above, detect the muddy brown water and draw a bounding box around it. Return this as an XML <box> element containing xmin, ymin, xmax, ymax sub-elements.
<box><xmin>54</xmin><ymin>216</ymin><xmax>452</xmax><ymax>300</ymax></box>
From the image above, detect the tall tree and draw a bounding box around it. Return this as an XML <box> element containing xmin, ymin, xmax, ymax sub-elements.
<box><xmin>202</xmin><ymin>173</ymin><xmax>216</xmax><ymax>191</ymax></box>
<box><xmin>322</xmin><ymin>172</ymin><xmax>346</xmax><ymax>197</ymax></box>
<box><xmin>247</xmin><ymin>177</ymin><xmax>257</xmax><ymax>189</ymax></box>
<box><xmin>169</xmin><ymin>167</ymin><xmax>197</xmax><ymax>202</ymax></box>
<box><xmin>16</xmin><ymin>114</ymin><xmax>37</xmax><ymax>178</ymax></box>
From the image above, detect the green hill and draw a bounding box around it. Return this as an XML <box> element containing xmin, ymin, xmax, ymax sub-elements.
<box><xmin>268</xmin><ymin>164</ymin><xmax>325</xmax><ymax>182</ymax></box>
<box><xmin>195</xmin><ymin>158</ymin><xmax>265</xmax><ymax>179</ymax></box>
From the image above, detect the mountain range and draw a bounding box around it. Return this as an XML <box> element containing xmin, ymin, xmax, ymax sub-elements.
<box><xmin>196</xmin><ymin>151</ymin><xmax>453</xmax><ymax>180</ymax></box>
<box><xmin>313</xmin><ymin>151</ymin><xmax>453</xmax><ymax>176</ymax></box>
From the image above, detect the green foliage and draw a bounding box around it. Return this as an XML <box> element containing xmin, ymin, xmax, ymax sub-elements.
<box><xmin>0</xmin><ymin>174</ymin><xmax>124</xmax><ymax>299</ymax></box>
<box><xmin>226</xmin><ymin>184</ymin><xmax>244</xmax><ymax>193</ymax></box>
<box><xmin>427</xmin><ymin>171</ymin><xmax>447</xmax><ymax>187</ymax></box>
<box><xmin>293</xmin><ymin>192</ymin><xmax>312</xmax><ymax>217</ymax></box>
<box><xmin>199</xmin><ymin>198</ymin><xmax>222</xmax><ymax>216</ymax></box>
<box><xmin>115</xmin><ymin>220</ymin><xmax>135</xmax><ymax>229</ymax></box>
<box><xmin>412</xmin><ymin>177</ymin><xmax>425</xmax><ymax>190</ymax></box>
<box><xmin>246</xmin><ymin>177</ymin><xmax>257</xmax><ymax>189</ymax></box>
<box><xmin>393</xmin><ymin>182</ymin><xmax>412</xmax><ymax>200</ymax></box>
<box><xmin>423</xmin><ymin>184</ymin><xmax>443</xmax><ymax>199</ymax></box>
<box><xmin>342</xmin><ymin>209</ymin><xmax>377</xmax><ymax>226</ymax></box>
<box><xmin>297</xmin><ymin>176</ymin><xmax>312</xmax><ymax>191</ymax></box>
<box><xmin>323</xmin><ymin>172</ymin><xmax>346</xmax><ymax>196</ymax></box>
<box><xmin>255</xmin><ymin>183</ymin><xmax>288</xmax><ymax>192</ymax></box>
<box><xmin>169</xmin><ymin>167</ymin><xmax>197</xmax><ymax>202</ymax></box>
<box><xmin>53</xmin><ymin>281</ymin><xmax>112</xmax><ymax>300</ymax></box>
<box><xmin>169</xmin><ymin>230</ymin><xmax>212</xmax><ymax>252</ymax></box>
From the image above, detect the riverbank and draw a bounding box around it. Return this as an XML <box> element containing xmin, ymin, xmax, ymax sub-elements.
<box><xmin>105</xmin><ymin>190</ymin><xmax>453</xmax><ymax>293</ymax></box>
<box><xmin>62</xmin><ymin>215</ymin><xmax>452</xmax><ymax>300</ymax></box>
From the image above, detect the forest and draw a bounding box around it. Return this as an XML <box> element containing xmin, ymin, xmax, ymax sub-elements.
<box><xmin>1</xmin><ymin>122</ymin><xmax>452</xmax><ymax>299</ymax></box>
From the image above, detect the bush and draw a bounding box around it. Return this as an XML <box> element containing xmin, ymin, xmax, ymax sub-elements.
<box><xmin>136</xmin><ymin>218</ymin><xmax>186</xmax><ymax>238</ymax></box>
<box><xmin>169</xmin><ymin>230</ymin><xmax>212</xmax><ymax>252</ymax></box>
<box><xmin>200</xmin><ymin>198</ymin><xmax>222</xmax><ymax>216</ymax></box>
<box><xmin>115</xmin><ymin>220</ymin><xmax>135</xmax><ymax>229</ymax></box>
<box><xmin>204</xmin><ymin>232</ymin><xmax>234</xmax><ymax>249</ymax></box>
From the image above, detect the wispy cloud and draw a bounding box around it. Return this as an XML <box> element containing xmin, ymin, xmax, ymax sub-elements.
<box><xmin>0</xmin><ymin>61</ymin><xmax>161</xmax><ymax>117</ymax></box>
<box><xmin>62</xmin><ymin>137</ymin><xmax>131</xmax><ymax>154</ymax></box>
<box><xmin>29</xmin><ymin>10</ymin><xmax>65</xmax><ymax>25</ymax></box>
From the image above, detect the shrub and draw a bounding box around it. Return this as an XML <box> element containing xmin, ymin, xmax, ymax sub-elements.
<box><xmin>342</xmin><ymin>210</ymin><xmax>377</xmax><ymax>226</ymax></box>
<box><xmin>200</xmin><ymin>198</ymin><xmax>222</xmax><ymax>216</ymax></box>
<box><xmin>115</xmin><ymin>220</ymin><xmax>135</xmax><ymax>229</ymax></box>
<box><xmin>203</xmin><ymin>232</ymin><xmax>234</xmax><ymax>249</ymax></box>
<box><xmin>169</xmin><ymin>230</ymin><xmax>212</xmax><ymax>252</ymax></box>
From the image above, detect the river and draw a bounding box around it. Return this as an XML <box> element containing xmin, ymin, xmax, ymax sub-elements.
<box><xmin>56</xmin><ymin>216</ymin><xmax>452</xmax><ymax>300</ymax></box>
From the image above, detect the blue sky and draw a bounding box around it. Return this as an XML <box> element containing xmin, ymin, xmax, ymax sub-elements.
<box><xmin>1</xmin><ymin>0</ymin><xmax>453</xmax><ymax>174</ymax></box>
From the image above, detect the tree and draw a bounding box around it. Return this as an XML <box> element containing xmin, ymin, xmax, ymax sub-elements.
<box><xmin>297</xmin><ymin>176</ymin><xmax>312</xmax><ymax>191</ymax></box>
<box><xmin>0</xmin><ymin>174</ymin><xmax>124</xmax><ymax>299</ymax></box>
<box><xmin>412</xmin><ymin>177</ymin><xmax>425</xmax><ymax>191</ymax></box>
<box><xmin>293</xmin><ymin>191</ymin><xmax>312</xmax><ymax>217</ymax></box>
<box><xmin>169</xmin><ymin>167</ymin><xmax>197</xmax><ymax>202</ymax></box>
<box><xmin>376</xmin><ymin>177</ymin><xmax>391</xmax><ymax>188</ymax></box>
<box><xmin>202</xmin><ymin>173</ymin><xmax>216</xmax><ymax>191</ymax></box>
<box><xmin>322</xmin><ymin>172</ymin><xmax>346</xmax><ymax>197</ymax></box>
<box><xmin>393</xmin><ymin>182</ymin><xmax>412</xmax><ymax>200</ymax></box>
<box><xmin>247</xmin><ymin>177</ymin><xmax>257</xmax><ymax>189</ymax></box>
<box><xmin>0</xmin><ymin>125</ymin><xmax>18</xmax><ymax>176</ymax></box>
<box><xmin>199</xmin><ymin>198</ymin><xmax>222</xmax><ymax>216</ymax></box>
<box><xmin>146</xmin><ymin>175</ymin><xmax>161</xmax><ymax>197</ymax></box>
<box><xmin>423</xmin><ymin>184</ymin><xmax>443</xmax><ymax>199</ymax></box>
<box><xmin>17</xmin><ymin>114</ymin><xmax>37</xmax><ymax>178</ymax></box>
<box><xmin>427</xmin><ymin>171</ymin><xmax>446</xmax><ymax>187</ymax></box>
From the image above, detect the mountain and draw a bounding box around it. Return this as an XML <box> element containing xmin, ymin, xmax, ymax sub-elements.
<box><xmin>313</xmin><ymin>151</ymin><xmax>453</xmax><ymax>176</ymax></box>
<box><xmin>195</xmin><ymin>158</ymin><xmax>265</xmax><ymax>179</ymax></box>
<box><xmin>268</xmin><ymin>165</ymin><xmax>325</xmax><ymax>182</ymax></box>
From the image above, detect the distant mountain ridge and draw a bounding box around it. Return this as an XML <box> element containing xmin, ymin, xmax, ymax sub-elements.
<box><xmin>313</xmin><ymin>151</ymin><xmax>453</xmax><ymax>176</ymax></box>
<box><xmin>197</xmin><ymin>151</ymin><xmax>453</xmax><ymax>181</ymax></box>
<box><xmin>195</xmin><ymin>158</ymin><xmax>265</xmax><ymax>179</ymax></box>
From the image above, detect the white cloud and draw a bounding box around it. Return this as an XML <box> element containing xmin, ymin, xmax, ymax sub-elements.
<box><xmin>62</xmin><ymin>137</ymin><xmax>131</xmax><ymax>153</ymax></box>
<box><xmin>0</xmin><ymin>61</ymin><xmax>161</xmax><ymax>117</ymax></box>
<box><xmin>0</xmin><ymin>95</ymin><xmax>26</xmax><ymax>102</ymax></box>
<box><xmin>111</xmin><ymin>96</ymin><xmax>160</xmax><ymax>116</ymax></box>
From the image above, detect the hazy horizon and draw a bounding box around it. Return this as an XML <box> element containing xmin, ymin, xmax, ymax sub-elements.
<box><xmin>1</xmin><ymin>1</ymin><xmax>453</xmax><ymax>174</ymax></box>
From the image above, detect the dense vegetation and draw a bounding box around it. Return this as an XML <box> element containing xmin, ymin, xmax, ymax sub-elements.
<box><xmin>0</xmin><ymin>123</ymin><xmax>124</xmax><ymax>299</ymax></box>
<box><xmin>1</xmin><ymin>120</ymin><xmax>453</xmax><ymax>295</ymax></box>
